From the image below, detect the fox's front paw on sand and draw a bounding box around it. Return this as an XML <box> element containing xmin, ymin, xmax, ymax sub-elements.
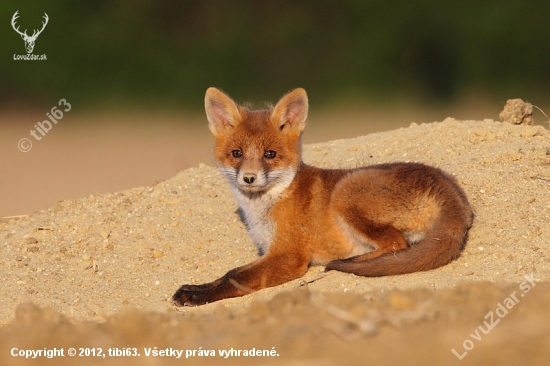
<box><xmin>172</xmin><ymin>284</ymin><xmax>213</xmax><ymax>307</ymax></box>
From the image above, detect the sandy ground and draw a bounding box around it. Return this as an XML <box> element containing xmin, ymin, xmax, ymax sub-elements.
<box><xmin>1</xmin><ymin>117</ymin><xmax>550</xmax><ymax>365</ymax></box>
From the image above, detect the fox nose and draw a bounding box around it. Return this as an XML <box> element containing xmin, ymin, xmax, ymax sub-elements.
<box><xmin>243</xmin><ymin>173</ymin><xmax>256</xmax><ymax>184</ymax></box>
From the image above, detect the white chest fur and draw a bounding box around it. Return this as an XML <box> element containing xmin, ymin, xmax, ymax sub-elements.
<box><xmin>233</xmin><ymin>189</ymin><xmax>277</xmax><ymax>255</ymax></box>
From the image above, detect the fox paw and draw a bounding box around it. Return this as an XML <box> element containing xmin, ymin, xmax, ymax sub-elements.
<box><xmin>172</xmin><ymin>285</ymin><xmax>211</xmax><ymax>307</ymax></box>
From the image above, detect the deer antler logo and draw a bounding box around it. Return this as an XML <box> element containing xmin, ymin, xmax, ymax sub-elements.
<box><xmin>11</xmin><ymin>10</ymin><xmax>49</xmax><ymax>54</ymax></box>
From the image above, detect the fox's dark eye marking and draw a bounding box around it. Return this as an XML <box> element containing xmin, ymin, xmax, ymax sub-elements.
<box><xmin>264</xmin><ymin>150</ymin><xmax>277</xmax><ymax>159</ymax></box>
<box><xmin>232</xmin><ymin>149</ymin><xmax>243</xmax><ymax>158</ymax></box>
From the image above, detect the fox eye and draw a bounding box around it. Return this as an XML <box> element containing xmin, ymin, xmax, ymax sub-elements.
<box><xmin>264</xmin><ymin>150</ymin><xmax>276</xmax><ymax>159</ymax></box>
<box><xmin>232</xmin><ymin>150</ymin><xmax>243</xmax><ymax>158</ymax></box>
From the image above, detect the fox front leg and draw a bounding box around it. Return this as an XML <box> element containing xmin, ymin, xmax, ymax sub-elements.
<box><xmin>172</xmin><ymin>253</ymin><xmax>308</xmax><ymax>306</ymax></box>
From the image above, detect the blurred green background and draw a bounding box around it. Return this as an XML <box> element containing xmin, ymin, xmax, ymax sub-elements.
<box><xmin>2</xmin><ymin>0</ymin><xmax>549</xmax><ymax>111</ymax></box>
<box><xmin>2</xmin><ymin>0</ymin><xmax>550</xmax><ymax>216</ymax></box>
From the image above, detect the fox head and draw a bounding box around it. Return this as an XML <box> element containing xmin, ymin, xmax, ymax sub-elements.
<box><xmin>205</xmin><ymin>87</ymin><xmax>308</xmax><ymax>195</ymax></box>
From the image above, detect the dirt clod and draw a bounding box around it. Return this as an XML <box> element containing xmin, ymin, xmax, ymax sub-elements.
<box><xmin>499</xmin><ymin>98</ymin><xmax>534</xmax><ymax>125</ymax></box>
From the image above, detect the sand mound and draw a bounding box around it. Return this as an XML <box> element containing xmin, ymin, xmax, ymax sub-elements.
<box><xmin>1</xmin><ymin>118</ymin><xmax>549</xmax><ymax>365</ymax></box>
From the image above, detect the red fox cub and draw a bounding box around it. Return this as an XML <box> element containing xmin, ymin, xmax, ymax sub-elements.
<box><xmin>173</xmin><ymin>88</ymin><xmax>473</xmax><ymax>306</ymax></box>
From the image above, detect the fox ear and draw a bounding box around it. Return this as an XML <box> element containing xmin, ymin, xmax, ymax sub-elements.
<box><xmin>205</xmin><ymin>87</ymin><xmax>241</xmax><ymax>135</ymax></box>
<box><xmin>271</xmin><ymin>88</ymin><xmax>308</xmax><ymax>133</ymax></box>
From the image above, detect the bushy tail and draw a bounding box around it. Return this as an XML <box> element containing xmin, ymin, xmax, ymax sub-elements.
<box><xmin>326</xmin><ymin>211</ymin><xmax>473</xmax><ymax>277</ymax></box>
